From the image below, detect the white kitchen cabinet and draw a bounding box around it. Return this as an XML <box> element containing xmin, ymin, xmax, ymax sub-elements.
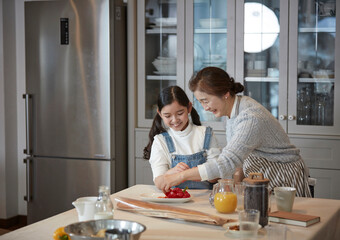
<box><xmin>136</xmin><ymin>158</ymin><xmax>154</xmax><ymax>185</ymax></box>
<box><xmin>232</xmin><ymin>0</ymin><xmax>340</xmax><ymax>136</ymax></box>
<box><xmin>309</xmin><ymin>168</ymin><xmax>340</xmax><ymax>199</ymax></box>
<box><xmin>131</xmin><ymin>0</ymin><xmax>340</xmax><ymax>198</ymax></box>
<box><xmin>135</xmin><ymin>128</ymin><xmax>153</xmax><ymax>184</ymax></box>
<box><xmin>286</xmin><ymin>0</ymin><xmax>339</xmax><ymax>135</ymax></box>
<box><xmin>136</xmin><ymin>0</ymin><xmax>339</xmax><ymax>132</ymax></box>
<box><xmin>137</xmin><ymin>0</ymin><xmax>185</xmax><ymax>128</ymax></box>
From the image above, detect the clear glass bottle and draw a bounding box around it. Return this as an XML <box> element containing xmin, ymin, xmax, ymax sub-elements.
<box><xmin>315</xmin><ymin>94</ymin><xmax>325</xmax><ymax>126</ymax></box>
<box><xmin>94</xmin><ymin>185</ymin><xmax>114</xmax><ymax>220</ymax></box>
<box><xmin>302</xmin><ymin>87</ymin><xmax>312</xmax><ymax>125</ymax></box>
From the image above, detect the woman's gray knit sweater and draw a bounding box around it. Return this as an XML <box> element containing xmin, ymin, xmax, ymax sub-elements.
<box><xmin>203</xmin><ymin>96</ymin><xmax>302</xmax><ymax>180</ymax></box>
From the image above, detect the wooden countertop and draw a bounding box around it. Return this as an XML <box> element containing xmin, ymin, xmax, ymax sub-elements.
<box><xmin>2</xmin><ymin>184</ymin><xmax>340</xmax><ymax>240</ymax></box>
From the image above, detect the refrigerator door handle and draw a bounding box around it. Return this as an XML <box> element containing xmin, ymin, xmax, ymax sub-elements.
<box><xmin>23</xmin><ymin>94</ymin><xmax>32</xmax><ymax>154</ymax></box>
<box><xmin>24</xmin><ymin>157</ymin><xmax>33</xmax><ymax>202</ymax></box>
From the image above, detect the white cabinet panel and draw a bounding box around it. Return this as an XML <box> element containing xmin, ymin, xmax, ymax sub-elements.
<box><xmin>290</xmin><ymin>137</ymin><xmax>340</xmax><ymax>169</ymax></box>
<box><xmin>135</xmin><ymin>129</ymin><xmax>150</xmax><ymax>158</ymax></box>
<box><xmin>309</xmin><ymin>168</ymin><xmax>340</xmax><ymax>200</ymax></box>
<box><xmin>135</xmin><ymin>158</ymin><xmax>154</xmax><ymax>185</ymax></box>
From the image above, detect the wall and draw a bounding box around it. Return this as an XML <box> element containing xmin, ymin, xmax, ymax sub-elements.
<box><xmin>15</xmin><ymin>0</ymin><xmax>27</xmax><ymax>216</ymax></box>
<box><xmin>0</xmin><ymin>0</ymin><xmax>27</xmax><ymax>219</ymax></box>
<box><xmin>0</xmin><ymin>0</ymin><xmax>6</xmax><ymax>219</ymax></box>
<box><xmin>0</xmin><ymin>0</ymin><xmax>19</xmax><ymax>218</ymax></box>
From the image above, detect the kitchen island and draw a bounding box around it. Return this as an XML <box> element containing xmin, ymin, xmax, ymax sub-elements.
<box><xmin>2</xmin><ymin>184</ymin><xmax>340</xmax><ymax>240</ymax></box>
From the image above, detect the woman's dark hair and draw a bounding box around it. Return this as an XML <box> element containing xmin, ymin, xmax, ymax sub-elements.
<box><xmin>189</xmin><ymin>67</ymin><xmax>244</xmax><ymax>97</ymax></box>
<box><xmin>143</xmin><ymin>86</ymin><xmax>201</xmax><ymax>160</ymax></box>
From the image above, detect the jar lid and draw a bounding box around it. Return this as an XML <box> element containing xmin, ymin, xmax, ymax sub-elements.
<box><xmin>243</xmin><ymin>172</ymin><xmax>270</xmax><ymax>185</ymax></box>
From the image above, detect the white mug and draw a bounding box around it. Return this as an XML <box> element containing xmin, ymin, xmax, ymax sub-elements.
<box><xmin>274</xmin><ymin>187</ymin><xmax>296</xmax><ymax>212</ymax></box>
<box><xmin>254</xmin><ymin>60</ymin><xmax>266</xmax><ymax>70</ymax></box>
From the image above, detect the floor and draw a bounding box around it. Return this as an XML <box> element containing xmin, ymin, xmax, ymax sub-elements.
<box><xmin>0</xmin><ymin>228</ymin><xmax>11</xmax><ymax>235</ymax></box>
<box><xmin>0</xmin><ymin>223</ymin><xmax>26</xmax><ymax>236</ymax></box>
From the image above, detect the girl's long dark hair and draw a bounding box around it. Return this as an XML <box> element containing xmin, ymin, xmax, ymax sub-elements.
<box><xmin>143</xmin><ymin>86</ymin><xmax>201</xmax><ymax>160</ymax></box>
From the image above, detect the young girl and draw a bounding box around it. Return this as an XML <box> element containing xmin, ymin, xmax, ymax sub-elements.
<box><xmin>143</xmin><ymin>86</ymin><xmax>221</xmax><ymax>190</ymax></box>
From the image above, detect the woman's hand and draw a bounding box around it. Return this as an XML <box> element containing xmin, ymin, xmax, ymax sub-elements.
<box><xmin>208</xmin><ymin>178</ymin><xmax>219</xmax><ymax>183</ymax></box>
<box><xmin>165</xmin><ymin>162</ymin><xmax>190</xmax><ymax>175</ymax></box>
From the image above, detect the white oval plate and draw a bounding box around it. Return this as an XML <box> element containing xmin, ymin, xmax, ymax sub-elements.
<box><xmin>140</xmin><ymin>193</ymin><xmax>192</xmax><ymax>203</ymax></box>
<box><xmin>223</xmin><ymin>222</ymin><xmax>262</xmax><ymax>237</ymax></box>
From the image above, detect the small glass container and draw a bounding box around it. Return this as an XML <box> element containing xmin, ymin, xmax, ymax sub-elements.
<box><xmin>94</xmin><ymin>185</ymin><xmax>114</xmax><ymax>220</ymax></box>
<box><xmin>243</xmin><ymin>173</ymin><xmax>270</xmax><ymax>227</ymax></box>
<box><xmin>234</xmin><ymin>182</ymin><xmax>246</xmax><ymax>212</ymax></box>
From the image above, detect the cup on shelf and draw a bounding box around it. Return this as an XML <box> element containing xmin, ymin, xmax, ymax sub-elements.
<box><xmin>254</xmin><ymin>60</ymin><xmax>266</xmax><ymax>70</ymax></box>
<box><xmin>246</xmin><ymin>60</ymin><xmax>254</xmax><ymax>70</ymax></box>
<box><xmin>267</xmin><ymin>68</ymin><xmax>279</xmax><ymax>77</ymax></box>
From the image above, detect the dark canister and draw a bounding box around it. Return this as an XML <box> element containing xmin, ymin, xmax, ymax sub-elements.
<box><xmin>243</xmin><ymin>172</ymin><xmax>270</xmax><ymax>227</ymax></box>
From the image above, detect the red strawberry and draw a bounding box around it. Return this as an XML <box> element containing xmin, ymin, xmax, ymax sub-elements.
<box><xmin>168</xmin><ymin>191</ymin><xmax>177</xmax><ymax>198</ymax></box>
<box><xmin>172</xmin><ymin>187</ymin><xmax>182</xmax><ymax>193</ymax></box>
<box><xmin>164</xmin><ymin>187</ymin><xmax>191</xmax><ymax>198</ymax></box>
<box><xmin>183</xmin><ymin>191</ymin><xmax>190</xmax><ymax>198</ymax></box>
<box><xmin>176</xmin><ymin>191</ymin><xmax>184</xmax><ymax>198</ymax></box>
<box><xmin>165</xmin><ymin>191</ymin><xmax>171</xmax><ymax>197</ymax></box>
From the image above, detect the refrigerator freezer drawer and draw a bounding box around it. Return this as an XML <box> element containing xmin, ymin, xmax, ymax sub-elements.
<box><xmin>26</xmin><ymin>157</ymin><xmax>111</xmax><ymax>224</ymax></box>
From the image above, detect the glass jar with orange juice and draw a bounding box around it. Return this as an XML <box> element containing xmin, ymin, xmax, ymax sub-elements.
<box><xmin>213</xmin><ymin>179</ymin><xmax>237</xmax><ymax>213</ymax></box>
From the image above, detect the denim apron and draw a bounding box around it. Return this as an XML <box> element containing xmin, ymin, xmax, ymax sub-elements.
<box><xmin>161</xmin><ymin>127</ymin><xmax>214</xmax><ymax>189</ymax></box>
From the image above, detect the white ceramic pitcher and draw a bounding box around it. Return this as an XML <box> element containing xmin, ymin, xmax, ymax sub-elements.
<box><xmin>72</xmin><ymin>196</ymin><xmax>97</xmax><ymax>221</ymax></box>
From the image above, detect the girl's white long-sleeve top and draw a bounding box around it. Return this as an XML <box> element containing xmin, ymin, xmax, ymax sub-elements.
<box><xmin>149</xmin><ymin>123</ymin><xmax>221</xmax><ymax>181</ymax></box>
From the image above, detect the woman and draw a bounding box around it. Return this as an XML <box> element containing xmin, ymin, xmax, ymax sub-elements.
<box><xmin>161</xmin><ymin>67</ymin><xmax>311</xmax><ymax>197</ymax></box>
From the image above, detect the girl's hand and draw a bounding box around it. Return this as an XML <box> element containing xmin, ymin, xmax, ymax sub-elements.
<box><xmin>154</xmin><ymin>173</ymin><xmax>184</xmax><ymax>193</ymax></box>
<box><xmin>155</xmin><ymin>167</ymin><xmax>201</xmax><ymax>192</ymax></box>
<box><xmin>162</xmin><ymin>172</ymin><xmax>185</xmax><ymax>192</ymax></box>
<box><xmin>165</xmin><ymin>162</ymin><xmax>190</xmax><ymax>175</ymax></box>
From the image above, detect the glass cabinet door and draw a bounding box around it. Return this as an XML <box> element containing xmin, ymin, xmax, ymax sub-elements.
<box><xmin>241</xmin><ymin>0</ymin><xmax>282</xmax><ymax>119</ymax></box>
<box><xmin>185</xmin><ymin>0</ymin><xmax>233</xmax><ymax>130</ymax></box>
<box><xmin>288</xmin><ymin>0</ymin><xmax>339</xmax><ymax>135</ymax></box>
<box><xmin>138</xmin><ymin>0</ymin><xmax>185</xmax><ymax>126</ymax></box>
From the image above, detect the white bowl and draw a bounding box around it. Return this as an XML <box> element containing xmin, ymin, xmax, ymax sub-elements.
<box><xmin>155</xmin><ymin>17</ymin><xmax>177</xmax><ymax>26</ymax></box>
<box><xmin>152</xmin><ymin>64</ymin><xmax>176</xmax><ymax>74</ymax></box>
<box><xmin>152</xmin><ymin>59</ymin><xmax>177</xmax><ymax>74</ymax></box>
<box><xmin>199</xmin><ymin>18</ymin><xmax>226</xmax><ymax>28</ymax></box>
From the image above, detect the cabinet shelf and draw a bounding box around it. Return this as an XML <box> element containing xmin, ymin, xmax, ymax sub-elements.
<box><xmin>299</xmin><ymin>77</ymin><xmax>335</xmax><ymax>83</ymax></box>
<box><xmin>147</xmin><ymin>75</ymin><xmax>177</xmax><ymax>81</ymax></box>
<box><xmin>299</xmin><ymin>27</ymin><xmax>335</xmax><ymax>33</ymax></box>
<box><xmin>194</xmin><ymin>28</ymin><xmax>227</xmax><ymax>34</ymax></box>
<box><xmin>146</xmin><ymin>28</ymin><xmax>177</xmax><ymax>34</ymax></box>
<box><xmin>245</xmin><ymin>77</ymin><xmax>279</xmax><ymax>82</ymax></box>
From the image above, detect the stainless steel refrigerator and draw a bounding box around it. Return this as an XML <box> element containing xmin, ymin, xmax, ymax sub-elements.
<box><xmin>23</xmin><ymin>0</ymin><xmax>127</xmax><ymax>224</ymax></box>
